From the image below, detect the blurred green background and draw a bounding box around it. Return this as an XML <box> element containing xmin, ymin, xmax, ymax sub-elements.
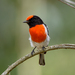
<box><xmin>0</xmin><ymin>0</ymin><xmax>75</xmax><ymax>75</ymax></box>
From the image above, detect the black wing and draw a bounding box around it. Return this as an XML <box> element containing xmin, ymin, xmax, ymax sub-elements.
<box><xmin>44</xmin><ymin>24</ymin><xmax>49</xmax><ymax>35</ymax></box>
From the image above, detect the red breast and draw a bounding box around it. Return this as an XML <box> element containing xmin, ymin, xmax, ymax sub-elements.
<box><xmin>29</xmin><ymin>24</ymin><xmax>47</xmax><ymax>43</ymax></box>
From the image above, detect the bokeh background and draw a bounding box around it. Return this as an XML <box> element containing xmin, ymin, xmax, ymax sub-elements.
<box><xmin>0</xmin><ymin>0</ymin><xmax>75</xmax><ymax>75</ymax></box>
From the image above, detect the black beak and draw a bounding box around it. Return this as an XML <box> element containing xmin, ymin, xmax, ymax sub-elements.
<box><xmin>23</xmin><ymin>20</ymin><xmax>29</xmax><ymax>23</ymax></box>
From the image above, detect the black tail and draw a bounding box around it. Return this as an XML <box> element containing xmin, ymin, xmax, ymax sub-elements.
<box><xmin>39</xmin><ymin>53</ymin><xmax>45</xmax><ymax>66</ymax></box>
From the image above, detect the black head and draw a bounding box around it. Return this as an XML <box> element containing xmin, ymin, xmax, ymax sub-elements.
<box><xmin>23</xmin><ymin>15</ymin><xmax>44</xmax><ymax>28</ymax></box>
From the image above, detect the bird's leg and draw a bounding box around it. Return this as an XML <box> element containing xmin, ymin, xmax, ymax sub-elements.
<box><xmin>31</xmin><ymin>46</ymin><xmax>36</xmax><ymax>55</ymax></box>
<box><xmin>42</xmin><ymin>46</ymin><xmax>45</xmax><ymax>50</ymax></box>
<box><xmin>42</xmin><ymin>46</ymin><xmax>46</xmax><ymax>54</ymax></box>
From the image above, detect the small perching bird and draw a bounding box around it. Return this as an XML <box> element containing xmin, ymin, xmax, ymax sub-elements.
<box><xmin>23</xmin><ymin>15</ymin><xmax>50</xmax><ymax>66</ymax></box>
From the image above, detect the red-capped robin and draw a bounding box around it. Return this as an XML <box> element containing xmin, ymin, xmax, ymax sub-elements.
<box><xmin>23</xmin><ymin>15</ymin><xmax>50</xmax><ymax>66</ymax></box>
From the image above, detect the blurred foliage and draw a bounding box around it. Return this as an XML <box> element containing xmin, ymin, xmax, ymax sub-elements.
<box><xmin>0</xmin><ymin>0</ymin><xmax>75</xmax><ymax>75</ymax></box>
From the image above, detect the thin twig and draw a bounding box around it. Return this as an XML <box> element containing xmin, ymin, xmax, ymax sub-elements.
<box><xmin>1</xmin><ymin>44</ymin><xmax>75</xmax><ymax>75</ymax></box>
<box><xmin>59</xmin><ymin>0</ymin><xmax>75</xmax><ymax>9</ymax></box>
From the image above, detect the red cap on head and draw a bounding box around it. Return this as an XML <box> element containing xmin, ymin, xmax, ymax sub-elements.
<box><xmin>26</xmin><ymin>15</ymin><xmax>33</xmax><ymax>21</ymax></box>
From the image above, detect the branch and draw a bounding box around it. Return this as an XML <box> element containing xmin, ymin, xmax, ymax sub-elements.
<box><xmin>1</xmin><ymin>44</ymin><xmax>75</xmax><ymax>75</ymax></box>
<box><xmin>59</xmin><ymin>0</ymin><xmax>75</xmax><ymax>9</ymax></box>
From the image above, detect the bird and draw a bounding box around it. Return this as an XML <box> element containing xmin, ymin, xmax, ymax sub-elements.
<box><xmin>23</xmin><ymin>15</ymin><xmax>50</xmax><ymax>66</ymax></box>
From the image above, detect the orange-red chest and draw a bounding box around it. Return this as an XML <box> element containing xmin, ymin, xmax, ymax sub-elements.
<box><xmin>29</xmin><ymin>25</ymin><xmax>47</xmax><ymax>43</ymax></box>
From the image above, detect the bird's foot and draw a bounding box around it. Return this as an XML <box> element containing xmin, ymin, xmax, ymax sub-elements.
<box><xmin>31</xmin><ymin>46</ymin><xmax>36</xmax><ymax>55</ymax></box>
